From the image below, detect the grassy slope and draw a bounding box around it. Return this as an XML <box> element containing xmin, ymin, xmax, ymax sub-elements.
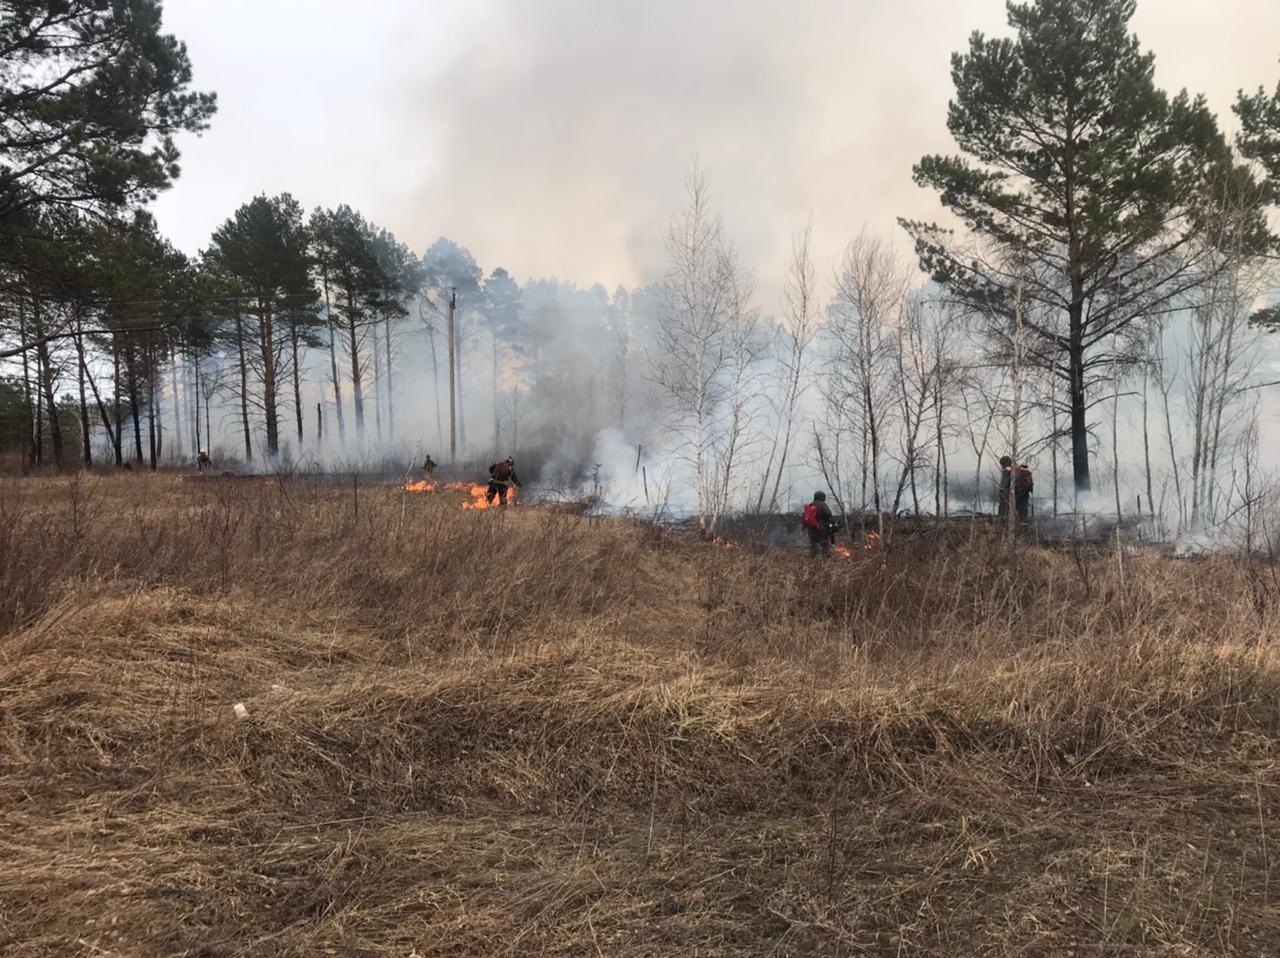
<box><xmin>1</xmin><ymin>474</ymin><xmax>1278</xmax><ymax>956</ymax></box>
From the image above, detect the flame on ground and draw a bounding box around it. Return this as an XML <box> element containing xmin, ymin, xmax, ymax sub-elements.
<box><xmin>404</xmin><ymin>479</ymin><xmax>437</xmax><ymax>493</ymax></box>
<box><xmin>711</xmin><ymin>537</ymin><xmax>736</xmax><ymax>551</ymax></box>
<box><xmin>833</xmin><ymin>544</ymin><xmax>853</xmax><ymax>559</ymax></box>
<box><xmin>446</xmin><ymin>482</ymin><xmax>517</xmax><ymax>510</ymax></box>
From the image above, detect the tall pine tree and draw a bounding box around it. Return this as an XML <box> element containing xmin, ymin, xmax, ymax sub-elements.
<box><xmin>0</xmin><ymin>1</ymin><xmax>215</xmax><ymax>223</ymax></box>
<box><xmin>1236</xmin><ymin>66</ymin><xmax>1280</xmax><ymax>326</ymax></box>
<box><xmin>901</xmin><ymin>0</ymin><xmax>1264</xmax><ymax>491</ymax></box>
<box><xmin>206</xmin><ymin>194</ymin><xmax>317</xmax><ymax>460</ymax></box>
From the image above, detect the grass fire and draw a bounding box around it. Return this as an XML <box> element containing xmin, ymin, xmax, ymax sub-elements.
<box><xmin>3</xmin><ymin>0</ymin><xmax>1280</xmax><ymax>954</ymax></box>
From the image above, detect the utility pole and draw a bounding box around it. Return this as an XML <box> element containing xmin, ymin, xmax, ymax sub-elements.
<box><xmin>448</xmin><ymin>285</ymin><xmax>457</xmax><ymax>465</ymax></box>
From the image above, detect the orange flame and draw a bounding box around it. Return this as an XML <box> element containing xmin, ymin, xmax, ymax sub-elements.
<box><xmin>446</xmin><ymin>482</ymin><xmax>517</xmax><ymax>509</ymax></box>
<box><xmin>864</xmin><ymin>532</ymin><xmax>881</xmax><ymax>551</ymax></box>
<box><xmin>711</xmin><ymin>537</ymin><xmax>737</xmax><ymax>551</ymax></box>
<box><xmin>833</xmin><ymin>544</ymin><xmax>853</xmax><ymax>559</ymax></box>
<box><xmin>404</xmin><ymin>479</ymin><xmax>438</xmax><ymax>493</ymax></box>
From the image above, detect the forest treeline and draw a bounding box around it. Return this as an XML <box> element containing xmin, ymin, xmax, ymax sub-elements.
<box><xmin>2</xmin><ymin>0</ymin><xmax>1279</xmax><ymax>541</ymax></box>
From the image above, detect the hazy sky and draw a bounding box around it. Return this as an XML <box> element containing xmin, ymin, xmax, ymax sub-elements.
<box><xmin>152</xmin><ymin>0</ymin><xmax>1280</xmax><ymax>308</ymax></box>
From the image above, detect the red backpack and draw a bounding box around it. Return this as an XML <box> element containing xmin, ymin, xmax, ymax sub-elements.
<box><xmin>802</xmin><ymin>502</ymin><xmax>821</xmax><ymax>530</ymax></box>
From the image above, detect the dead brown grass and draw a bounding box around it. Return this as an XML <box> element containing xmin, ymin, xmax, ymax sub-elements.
<box><xmin>1</xmin><ymin>473</ymin><xmax>1278</xmax><ymax>955</ymax></box>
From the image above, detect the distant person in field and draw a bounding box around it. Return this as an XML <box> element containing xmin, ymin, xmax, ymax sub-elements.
<box><xmin>422</xmin><ymin>454</ymin><xmax>437</xmax><ymax>478</ymax></box>
<box><xmin>998</xmin><ymin>456</ymin><xmax>1034</xmax><ymax>522</ymax></box>
<box><xmin>486</xmin><ymin>456</ymin><xmax>521</xmax><ymax>506</ymax></box>
<box><xmin>197</xmin><ymin>449</ymin><xmax>211</xmax><ymax>471</ymax></box>
<box><xmin>802</xmin><ymin>491</ymin><xmax>837</xmax><ymax>557</ymax></box>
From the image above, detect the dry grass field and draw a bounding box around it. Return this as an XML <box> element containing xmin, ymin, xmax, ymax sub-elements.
<box><xmin>2</xmin><ymin>473</ymin><xmax>1278</xmax><ymax>955</ymax></box>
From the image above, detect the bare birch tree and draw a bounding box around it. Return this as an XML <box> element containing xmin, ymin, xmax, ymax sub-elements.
<box><xmin>824</xmin><ymin>233</ymin><xmax>909</xmax><ymax>537</ymax></box>
<box><xmin>651</xmin><ymin>165</ymin><xmax>760</xmax><ymax>535</ymax></box>
<box><xmin>754</xmin><ymin>223</ymin><xmax>820</xmax><ymax>514</ymax></box>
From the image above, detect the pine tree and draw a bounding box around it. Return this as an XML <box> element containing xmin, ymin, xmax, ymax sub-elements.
<box><xmin>206</xmin><ymin>194</ymin><xmax>317</xmax><ymax>460</ymax></box>
<box><xmin>901</xmin><ymin>0</ymin><xmax>1265</xmax><ymax>491</ymax></box>
<box><xmin>1236</xmin><ymin>67</ymin><xmax>1280</xmax><ymax>326</ymax></box>
<box><xmin>0</xmin><ymin>1</ymin><xmax>215</xmax><ymax>223</ymax></box>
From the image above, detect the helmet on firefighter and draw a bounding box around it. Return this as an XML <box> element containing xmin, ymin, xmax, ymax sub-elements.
<box><xmin>813</xmin><ymin>491</ymin><xmax>826</xmax><ymax>502</ymax></box>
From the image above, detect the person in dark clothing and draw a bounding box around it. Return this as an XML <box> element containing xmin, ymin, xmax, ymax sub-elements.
<box><xmin>802</xmin><ymin>491</ymin><xmax>837</xmax><ymax>557</ymax></box>
<box><xmin>997</xmin><ymin>456</ymin><xmax>1012</xmax><ymax>518</ymax></box>
<box><xmin>998</xmin><ymin>456</ymin><xmax>1033</xmax><ymax>522</ymax></box>
<box><xmin>422</xmin><ymin>455</ymin><xmax>437</xmax><ymax>478</ymax></box>
<box><xmin>1014</xmin><ymin>463</ymin><xmax>1033</xmax><ymax>522</ymax></box>
<box><xmin>487</xmin><ymin>456</ymin><xmax>521</xmax><ymax>506</ymax></box>
<box><xmin>197</xmin><ymin>449</ymin><xmax>211</xmax><ymax>471</ymax></box>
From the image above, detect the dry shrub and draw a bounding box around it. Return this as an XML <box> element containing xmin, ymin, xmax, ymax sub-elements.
<box><xmin>1</xmin><ymin>474</ymin><xmax>1279</xmax><ymax>955</ymax></box>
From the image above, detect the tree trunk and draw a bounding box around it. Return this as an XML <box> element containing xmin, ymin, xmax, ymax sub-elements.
<box><xmin>234</xmin><ymin>310</ymin><xmax>252</xmax><ymax>461</ymax></box>
<box><xmin>76</xmin><ymin>323</ymin><xmax>91</xmax><ymax>465</ymax></box>
<box><xmin>128</xmin><ymin>354</ymin><xmax>144</xmax><ymax>463</ymax></box>
<box><xmin>112</xmin><ymin>345</ymin><xmax>123</xmax><ymax>465</ymax></box>
<box><xmin>258</xmin><ymin>300</ymin><xmax>280</xmax><ymax>460</ymax></box>
<box><xmin>385</xmin><ymin>316</ymin><xmax>395</xmax><ymax>444</ymax></box>
<box><xmin>1111</xmin><ymin>363</ymin><xmax>1121</xmax><ymax>522</ymax></box>
<box><xmin>347</xmin><ymin>293</ymin><xmax>365</xmax><ymax>447</ymax></box>
<box><xmin>154</xmin><ymin>348</ymin><xmax>163</xmax><ymax>464</ymax></box>
<box><xmin>170</xmin><ymin>342</ymin><xmax>184</xmax><ymax>463</ymax></box>
<box><xmin>17</xmin><ymin>303</ymin><xmax>37</xmax><ymax>468</ymax></box>
<box><xmin>33</xmin><ymin>356</ymin><xmax>43</xmax><ymax>465</ymax></box>
<box><xmin>371</xmin><ymin>320</ymin><xmax>383</xmax><ymax>444</ymax></box>
<box><xmin>428</xmin><ymin>324</ymin><xmax>444</xmax><ymax>449</ymax></box>
<box><xmin>193</xmin><ymin>361</ymin><xmax>203</xmax><ymax>456</ymax></box>
<box><xmin>36</xmin><ymin>330</ymin><xmax>64</xmax><ymax>470</ymax></box>
<box><xmin>1050</xmin><ymin>382</ymin><xmax>1060</xmax><ymax>517</ymax></box>
<box><xmin>290</xmin><ymin>325</ymin><xmax>304</xmax><ymax>448</ymax></box>
<box><xmin>324</xmin><ymin>267</ymin><xmax>346</xmax><ymax>447</ymax></box>
<box><xmin>76</xmin><ymin>319</ymin><xmax>114</xmax><ymax>461</ymax></box>
<box><xmin>1141</xmin><ymin>367</ymin><xmax>1155</xmax><ymax>525</ymax></box>
<box><xmin>186</xmin><ymin>354</ymin><xmax>198</xmax><ymax>459</ymax></box>
<box><xmin>1068</xmin><ymin>328</ymin><xmax>1090</xmax><ymax>493</ymax></box>
<box><xmin>1008</xmin><ymin>290</ymin><xmax>1025</xmax><ymax>539</ymax></box>
<box><xmin>147</xmin><ymin>345</ymin><xmax>158</xmax><ymax>470</ymax></box>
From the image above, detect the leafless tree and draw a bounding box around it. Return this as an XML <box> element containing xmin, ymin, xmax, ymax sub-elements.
<box><xmin>823</xmin><ymin>232</ymin><xmax>910</xmax><ymax>536</ymax></box>
<box><xmin>1182</xmin><ymin>177</ymin><xmax>1272</xmax><ymax>531</ymax></box>
<box><xmin>754</xmin><ymin>223</ymin><xmax>820</xmax><ymax>514</ymax></box>
<box><xmin>651</xmin><ymin>164</ymin><xmax>761</xmax><ymax>534</ymax></box>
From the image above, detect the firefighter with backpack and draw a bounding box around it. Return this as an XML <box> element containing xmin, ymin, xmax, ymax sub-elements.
<box><xmin>486</xmin><ymin>456</ymin><xmax>521</xmax><ymax>506</ymax></box>
<box><xmin>998</xmin><ymin>456</ymin><xmax>1034</xmax><ymax>523</ymax></box>
<box><xmin>802</xmin><ymin>491</ymin><xmax>838</xmax><ymax>557</ymax></box>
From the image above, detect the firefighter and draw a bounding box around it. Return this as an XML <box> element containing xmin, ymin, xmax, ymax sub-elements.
<box><xmin>197</xmin><ymin>449</ymin><xmax>211</xmax><ymax>471</ymax></box>
<box><xmin>802</xmin><ymin>491</ymin><xmax>837</xmax><ymax>557</ymax></box>
<box><xmin>422</xmin><ymin>454</ymin><xmax>437</xmax><ymax>478</ymax></box>
<box><xmin>1015</xmin><ymin>462</ymin><xmax>1034</xmax><ymax>522</ymax></box>
<box><xmin>486</xmin><ymin>456</ymin><xmax>521</xmax><ymax>506</ymax></box>
<box><xmin>998</xmin><ymin>456</ymin><xmax>1014</xmax><ymax>518</ymax></box>
<box><xmin>998</xmin><ymin>456</ymin><xmax>1033</xmax><ymax>522</ymax></box>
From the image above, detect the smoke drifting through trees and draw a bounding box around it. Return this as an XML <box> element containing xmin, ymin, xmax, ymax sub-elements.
<box><xmin>2</xmin><ymin>0</ymin><xmax>1279</xmax><ymax>548</ymax></box>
